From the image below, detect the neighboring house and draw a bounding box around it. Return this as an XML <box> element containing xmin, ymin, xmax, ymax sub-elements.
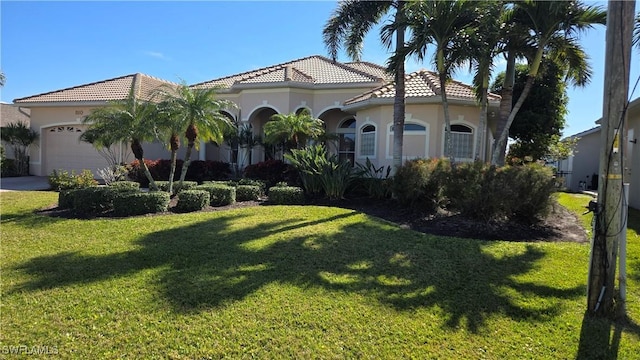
<box><xmin>13</xmin><ymin>55</ymin><xmax>500</xmax><ymax>177</ymax></box>
<box><xmin>556</xmin><ymin>126</ymin><xmax>601</xmax><ymax>191</ymax></box>
<box><xmin>560</xmin><ymin>97</ymin><xmax>640</xmax><ymax>209</ymax></box>
<box><xmin>1</xmin><ymin>102</ymin><xmax>31</xmax><ymax>158</ymax></box>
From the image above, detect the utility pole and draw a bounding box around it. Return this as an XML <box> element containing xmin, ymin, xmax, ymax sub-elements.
<box><xmin>587</xmin><ymin>0</ymin><xmax>635</xmax><ymax>316</ymax></box>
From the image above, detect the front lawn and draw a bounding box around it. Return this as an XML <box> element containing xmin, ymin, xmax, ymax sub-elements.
<box><xmin>1</xmin><ymin>191</ymin><xmax>638</xmax><ymax>358</ymax></box>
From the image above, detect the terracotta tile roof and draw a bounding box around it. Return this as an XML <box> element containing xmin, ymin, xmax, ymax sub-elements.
<box><xmin>0</xmin><ymin>103</ymin><xmax>30</xmax><ymax>127</ymax></box>
<box><xmin>344</xmin><ymin>61</ymin><xmax>393</xmax><ymax>82</ymax></box>
<box><xmin>344</xmin><ymin>69</ymin><xmax>501</xmax><ymax>106</ymax></box>
<box><xmin>13</xmin><ymin>73</ymin><xmax>175</xmax><ymax>104</ymax></box>
<box><xmin>192</xmin><ymin>55</ymin><xmax>387</xmax><ymax>89</ymax></box>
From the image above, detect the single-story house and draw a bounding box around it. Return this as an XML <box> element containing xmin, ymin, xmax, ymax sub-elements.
<box><xmin>558</xmin><ymin>96</ymin><xmax>640</xmax><ymax>208</ymax></box>
<box><xmin>13</xmin><ymin>55</ymin><xmax>500</xmax><ymax>177</ymax></box>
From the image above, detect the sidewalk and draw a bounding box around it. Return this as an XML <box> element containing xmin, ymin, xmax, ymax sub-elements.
<box><xmin>0</xmin><ymin>176</ymin><xmax>51</xmax><ymax>191</ymax></box>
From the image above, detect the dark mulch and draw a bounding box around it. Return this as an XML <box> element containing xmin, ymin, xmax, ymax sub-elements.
<box><xmin>37</xmin><ymin>196</ymin><xmax>589</xmax><ymax>243</ymax></box>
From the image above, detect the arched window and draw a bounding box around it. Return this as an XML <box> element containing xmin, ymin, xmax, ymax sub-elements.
<box><xmin>360</xmin><ymin>124</ymin><xmax>376</xmax><ymax>157</ymax></box>
<box><xmin>449</xmin><ymin>124</ymin><xmax>474</xmax><ymax>160</ymax></box>
<box><xmin>337</xmin><ymin>118</ymin><xmax>356</xmax><ymax>165</ymax></box>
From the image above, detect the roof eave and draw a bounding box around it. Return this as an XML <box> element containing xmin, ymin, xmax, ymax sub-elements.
<box><xmin>12</xmin><ymin>100</ymin><xmax>115</xmax><ymax>107</ymax></box>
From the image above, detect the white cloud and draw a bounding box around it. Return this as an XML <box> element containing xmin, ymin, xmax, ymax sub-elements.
<box><xmin>143</xmin><ymin>51</ymin><xmax>169</xmax><ymax>60</ymax></box>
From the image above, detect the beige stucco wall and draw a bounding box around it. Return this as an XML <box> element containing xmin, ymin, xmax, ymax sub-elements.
<box><xmin>352</xmin><ymin>102</ymin><xmax>492</xmax><ymax>169</ymax></box>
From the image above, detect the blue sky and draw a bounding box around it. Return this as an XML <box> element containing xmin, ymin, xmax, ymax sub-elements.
<box><xmin>1</xmin><ymin>1</ymin><xmax>638</xmax><ymax>136</ymax></box>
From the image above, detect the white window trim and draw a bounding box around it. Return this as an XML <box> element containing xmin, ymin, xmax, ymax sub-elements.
<box><xmin>386</xmin><ymin>120</ymin><xmax>430</xmax><ymax>160</ymax></box>
<box><xmin>357</xmin><ymin>121</ymin><xmax>377</xmax><ymax>159</ymax></box>
<box><xmin>442</xmin><ymin>119</ymin><xmax>477</xmax><ymax>162</ymax></box>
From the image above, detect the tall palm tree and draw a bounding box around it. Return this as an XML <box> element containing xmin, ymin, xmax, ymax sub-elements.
<box><xmin>263</xmin><ymin>111</ymin><xmax>325</xmax><ymax>153</ymax></box>
<box><xmin>158</xmin><ymin>83</ymin><xmax>236</xmax><ymax>187</ymax></box>
<box><xmin>323</xmin><ymin>0</ymin><xmax>407</xmax><ymax>171</ymax></box>
<box><xmin>0</xmin><ymin>71</ymin><xmax>5</xmax><ymax>87</ymax></box>
<box><xmin>463</xmin><ymin>1</ymin><xmax>507</xmax><ymax>161</ymax></box>
<box><xmin>401</xmin><ymin>0</ymin><xmax>477</xmax><ymax>160</ymax></box>
<box><xmin>490</xmin><ymin>0</ymin><xmax>606</xmax><ymax>165</ymax></box>
<box><xmin>83</xmin><ymin>92</ymin><xmax>160</xmax><ymax>190</ymax></box>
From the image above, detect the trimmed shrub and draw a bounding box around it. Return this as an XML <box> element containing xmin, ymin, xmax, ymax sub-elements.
<box><xmin>243</xmin><ymin>159</ymin><xmax>297</xmax><ymax>188</ymax></box>
<box><xmin>237</xmin><ymin>178</ymin><xmax>266</xmax><ymax>195</ymax></box>
<box><xmin>268</xmin><ymin>186</ymin><xmax>305</xmax><ymax>205</ymax></box>
<box><xmin>236</xmin><ymin>185</ymin><xmax>262</xmax><ymax>202</ymax></box>
<box><xmin>58</xmin><ymin>189</ymin><xmax>80</xmax><ymax>209</ymax></box>
<box><xmin>113</xmin><ymin>192</ymin><xmax>170</xmax><ymax>217</ymax></box>
<box><xmin>195</xmin><ymin>184</ymin><xmax>236</xmax><ymax>206</ymax></box>
<box><xmin>392</xmin><ymin>158</ymin><xmax>450</xmax><ymax>211</ymax></box>
<box><xmin>445</xmin><ymin>161</ymin><xmax>506</xmax><ymax>221</ymax></box>
<box><xmin>503</xmin><ymin>163</ymin><xmax>556</xmax><ymax>223</ymax></box>
<box><xmin>444</xmin><ymin>162</ymin><xmax>556</xmax><ymax>223</ymax></box>
<box><xmin>108</xmin><ymin>181</ymin><xmax>140</xmax><ymax>191</ymax></box>
<box><xmin>72</xmin><ymin>186</ymin><xmax>116</xmax><ymax>215</ymax></box>
<box><xmin>1</xmin><ymin>158</ymin><xmax>17</xmax><ymax>177</ymax></box>
<box><xmin>154</xmin><ymin>180</ymin><xmax>198</xmax><ymax>194</ymax></box>
<box><xmin>48</xmin><ymin>169</ymin><xmax>97</xmax><ymax>191</ymax></box>
<box><xmin>174</xmin><ymin>190</ymin><xmax>210</xmax><ymax>213</ymax></box>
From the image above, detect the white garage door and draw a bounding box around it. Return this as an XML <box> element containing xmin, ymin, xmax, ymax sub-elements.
<box><xmin>44</xmin><ymin>125</ymin><xmax>108</xmax><ymax>176</ymax></box>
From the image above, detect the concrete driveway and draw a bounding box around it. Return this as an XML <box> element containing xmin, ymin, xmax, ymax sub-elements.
<box><xmin>0</xmin><ymin>176</ymin><xmax>51</xmax><ymax>191</ymax></box>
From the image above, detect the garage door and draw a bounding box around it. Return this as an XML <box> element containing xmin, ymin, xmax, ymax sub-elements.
<box><xmin>44</xmin><ymin>125</ymin><xmax>108</xmax><ymax>176</ymax></box>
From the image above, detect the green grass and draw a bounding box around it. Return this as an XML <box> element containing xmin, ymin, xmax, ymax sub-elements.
<box><xmin>1</xmin><ymin>191</ymin><xmax>639</xmax><ymax>359</ymax></box>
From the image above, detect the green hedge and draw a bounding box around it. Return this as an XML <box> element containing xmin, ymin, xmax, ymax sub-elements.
<box><xmin>268</xmin><ymin>186</ymin><xmax>305</xmax><ymax>205</ymax></box>
<box><xmin>195</xmin><ymin>184</ymin><xmax>236</xmax><ymax>206</ymax></box>
<box><xmin>175</xmin><ymin>190</ymin><xmax>210</xmax><ymax>213</ymax></box>
<box><xmin>154</xmin><ymin>181</ymin><xmax>198</xmax><ymax>194</ymax></box>
<box><xmin>392</xmin><ymin>158</ymin><xmax>450</xmax><ymax>212</ymax></box>
<box><xmin>72</xmin><ymin>187</ymin><xmax>116</xmax><ymax>215</ymax></box>
<box><xmin>58</xmin><ymin>189</ymin><xmax>80</xmax><ymax>209</ymax></box>
<box><xmin>113</xmin><ymin>192</ymin><xmax>170</xmax><ymax>217</ymax></box>
<box><xmin>108</xmin><ymin>181</ymin><xmax>140</xmax><ymax>191</ymax></box>
<box><xmin>236</xmin><ymin>185</ymin><xmax>262</xmax><ymax>202</ymax></box>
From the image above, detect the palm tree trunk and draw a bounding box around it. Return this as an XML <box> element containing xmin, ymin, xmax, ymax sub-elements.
<box><xmin>440</xmin><ymin>70</ymin><xmax>453</xmax><ymax>160</ymax></box>
<box><xmin>179</xmin><ymin>142</ymin><xmax>194</xmax><ymax>186</ymax></box>
<box><xmin>491</xmin><ymin>75</ymin><xmax>536</xmax><ymax>165</ymax></box>
<box><xmin>131</xmin><ymin>138</ymin><xmax>158</xmax><ymax>191</ymax></box>
<box><xmin>167</xmin><ymin>133</ymin><xmax>179</xmax><ymax>194</ymax></box>
<box><xmin>392</xmin><ymin>1</ymin><xmax>406</xmax><ymax>172</ymax></box>
<box><xmin>491</xmin><ymin>51</ymin><xmax>516</xmax><ymax>166</ymax></box>
<box><xmin>475</xmin><ymin>87</ymin><xmax>488</xmax><ymax>161</ymax></box>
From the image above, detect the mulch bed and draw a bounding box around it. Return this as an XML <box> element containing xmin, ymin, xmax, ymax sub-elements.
<box><xmin>37</xmin><ymin>196</ymin><xmax>589</xmax><ymax>243</ymax></box>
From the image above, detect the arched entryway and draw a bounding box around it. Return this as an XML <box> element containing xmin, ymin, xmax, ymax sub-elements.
<box><xmin>247</xmin><ymin>106</ymin><xmax>279</xmax><ymax>163</ymax></box>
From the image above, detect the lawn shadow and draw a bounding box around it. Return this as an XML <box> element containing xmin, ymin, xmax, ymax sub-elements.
<box><xmin>576</xmin><ymin>312</ymin><xmax>640</xmax><ymax>359</ymax></box>
<box><xmin>12</xmin><ymin>207</ymin><xmax>583</xmax><ymax>333</ymax></box>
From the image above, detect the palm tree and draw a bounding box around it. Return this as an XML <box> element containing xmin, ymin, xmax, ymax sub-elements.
<box><xmin>0</xmin><ymin>71</ymin><xmax>5</xmax><ymax>87</ymax></box>
<box><xmin>82</xmin><ymin>92</ymin><xmax>160</xmax><ymax>190</ymax></box>
<box><xmin>153</xmin><ymin>102</ymin><xmax>185</xmax><ymax>194</ymax></box>
<box><xmin>490</xmin><ymin>0</ymin><xmax>606</xmax><ymax>165</ymax></box>
<box><xmin>79</xmin><ymin>126</ymin><xmax>130</xmax><ymax>169</ymax></box>
<box><xmin>0</xmin><ymin>121</ymin><xmax>39</xmax><ymax>175</ymax></box>
<box><xmin>263</xmin><ymin>111</ymin><xmax>325</xmax><ymax>154</ymax></box>
<box><xmin>463</xmin><ymin>1</ymin><xmax>507</xmax><ymax>161</ymax></box>
<box><xmin>323</xmin><ymin>0</ymin><xmax>407</xmax><ymax>171</ymax></box>
<box><xmin>157</xmin><ymin>83</ymin><xmax>236</xmax><ymax>187</ymax></box>
<box><xmin>401</xmin><ymin>0</ymin><xmax>477</xmax><ymax>160</ymax></box>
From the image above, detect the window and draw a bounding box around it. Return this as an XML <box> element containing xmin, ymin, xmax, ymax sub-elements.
<box><xmin>360</xmin><ymin>124</ymin><xmax>376</xmax><ymax>157</ymax></box>
<box><xmin>450</xmin><ymin>124</ymin><xmax>474</xmax><ymax>160</ymax></box>
<box><xmin>338</xmin><ymin>118</ymin><xmax>356</xmax><ymax>165</ymax></box>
